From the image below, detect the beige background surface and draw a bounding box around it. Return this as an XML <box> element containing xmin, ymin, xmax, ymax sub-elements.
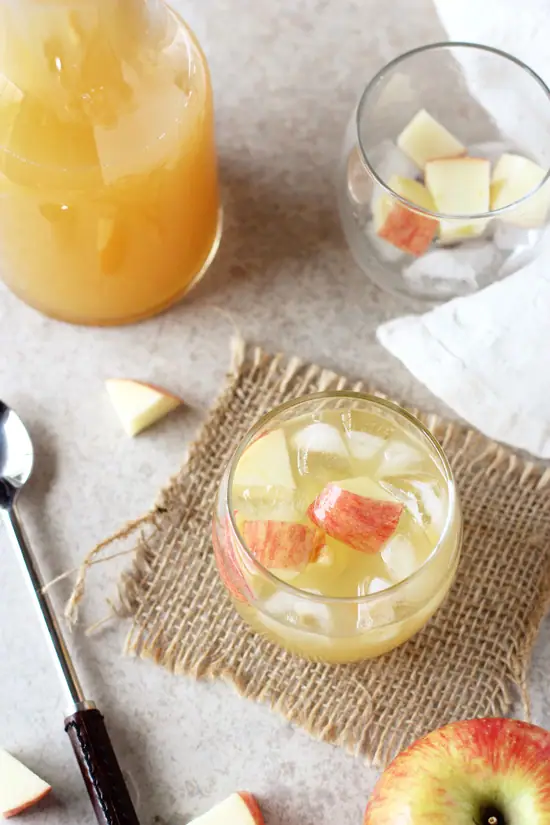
<box><xmin>1</xmin><ymin>1</ymin><xmax>549</xmax><ymax>823</ymax></box>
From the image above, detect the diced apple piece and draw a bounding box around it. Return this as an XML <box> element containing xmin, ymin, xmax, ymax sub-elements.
<box><xmin>292</xmin><ymin>422</ymin><xmax>348</xmax><ymax>457</ymax></box>
<box><xmin>345</xmin><ymin>431</ymin><xmax>386</xmax><ymax>462</ymax></box>
<box><xmin>0</xmin><ymin>750</ymin><xmax>51</xmax><ymax>819</ymax></box>
<box><xmin>105</xmin><ymin>378</ymin><xmax>182</xmax><ymax>436</ymax></box>
<box><xmin>234</xmin><ymin>429</ymin><xmax>296</xmax><ymax>490</ymax></box>
<box><xmin>491</xmin><ymin>152</ymin><xmax>550</xmax><ymax>228</ymax></box>
<box><xmin>307</xmin><ymin>481</ymin><xmax>403</xmax><ymax>555</ymax></box>
<box><xmin>190</xmin><ymin>792</ymin><xmax>265</xmax><ymax>825</ymax></box>
<box><xmin>425</xmin><ymin>157</ymin><xmax>491</xmax><ymax>243</ymax></box>
<box><xmin>381</xmin><ymin>534</ymin><xmax>421</xmax><ymax>582</ymax></box>
<box><xmin>375</xmin><ymin>175</ymin><xmax>438</xmax><ymax>256</ymax></box>
<box><xmin>397</xmin><ymin>109</ymin><xmax>465</xmax><ymax>170</ymax></box>
<box><xmin>241</xmin><ymin>520</ymin><xmax>324</xmax><ymax>570</ymax></box>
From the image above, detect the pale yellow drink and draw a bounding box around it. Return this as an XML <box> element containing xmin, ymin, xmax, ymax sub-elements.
<box><xmin>213</xmin><ymin>394</ymin><xmax>462</xmax><ymax>664</ymax></box>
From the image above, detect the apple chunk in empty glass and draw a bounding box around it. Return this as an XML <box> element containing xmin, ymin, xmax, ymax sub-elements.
<box><xmin>212</xmin><ymin>393</ymin><xmax>462</xmax><ymax>664</ymax></box>
<box><xmin>337</xmin><ymin>43</ymin><xmax>550</xmax><ymax>301</ymax></box>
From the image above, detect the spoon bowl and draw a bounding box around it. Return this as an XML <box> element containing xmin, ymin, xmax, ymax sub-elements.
<box><xmin>0</xmin><ymin>401</ymin><xmax>34</xmax><ymax>508</ymax></box>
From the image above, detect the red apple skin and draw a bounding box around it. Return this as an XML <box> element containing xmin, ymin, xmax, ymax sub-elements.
<box><xmin>308</xmin><ymin>484</ymin><xmax>403</xmax><ymax>555</ymax></box>
<box><xmin>238</xmin><ymin>792</ymin><xmax>266</xmax><ymax>825</ymax></box>
<box><xmin>212</xmin><ymin>518</ymin><xmax>253</xmax><ymax>603</ymax></box>
<box><xmin>364</xmin><ymin>718</ymin><xmax>550</xmax><ymax>825</ymax></box>
<box><xmin>241</xmin><ymin>520</ymin><xmax>324</xmax><ymax>569</ymax></box>
<box><xmin>378</xmin><ymin>204</ymin><xmax>437</xmax><ymax>256</ymax></box>
<box><xmin>4</xmin><ymin>786</ymin><xmax>52</xmax><ymax>818</ymax></box>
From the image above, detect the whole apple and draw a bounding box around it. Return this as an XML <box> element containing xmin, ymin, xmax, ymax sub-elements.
<box><xmin>364</xmin><ymin>718</ymin><xmax>550</xmax><ymax>825</ymax></box>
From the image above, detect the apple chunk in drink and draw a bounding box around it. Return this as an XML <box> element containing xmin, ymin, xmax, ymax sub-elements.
<box><xmin>213</xmin><ymin>393</ymin><xmax>462</xmax><ymax>663</ymax></box>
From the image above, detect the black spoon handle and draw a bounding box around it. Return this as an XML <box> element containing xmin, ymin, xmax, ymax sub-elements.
<box><xmin>64</xmin><ymin>707</ymin><xmax>141</xmax><ymax>825</ymax></box>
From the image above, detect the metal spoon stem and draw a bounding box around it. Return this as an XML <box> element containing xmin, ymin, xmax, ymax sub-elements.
<box><xmin>2</xmin><ymin>506</ymin><xmax>86</xmax><ymax>710</ymax></box>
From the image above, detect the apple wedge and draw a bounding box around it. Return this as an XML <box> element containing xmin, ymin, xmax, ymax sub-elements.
<box><xmin>425</xmin><ymin>157</ymin><xmax>491</xmax><ymax>243</ymax></box>
<box><xmin>374</xmin><ymin>175</ymin><xmax>438</xmax><ymax>256</ymax></box>
<box><xmin>105</xmin><ymin>378</ymin><xmax>182</xmax><ymax>436</ymax></box>
<box><xmin>491</xmin><ymin>152</ymin><xmax>550</xmax><ymax>228</ymax></box>
<box><xmin>190</xmin><ymin>792</ymin><xmax>265</xmax><ymax>824</ymax></box>
<box><xmin>0</xmin><ymin>750</ymin><xmax>51</xmax><ymax>818</ymax></box>
<box><xmin>307</xmin><ymin>477</ymin><xmax>403</xmax><ymax>555</ymax></box>
<box><xmin>241</xmin><ymin>519</ymin><xmax>324</xmax><ymax>570</ymax></box>
<box><xmin>397</xmin><ymin>109</ymin><xmax>465</xmax><ymax>170</ymax></box>
<box><xmin>234</xmin><ymin>428</ymin><xmax>296</xmax><ymax>490</ymax></box>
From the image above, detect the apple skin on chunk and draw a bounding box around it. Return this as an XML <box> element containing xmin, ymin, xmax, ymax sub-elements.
<box><xmin>307</xmin><ymin>482</ymin><xmax>403</xmax><ymax>555</ymax></box>
<box><xmin>375</xmin><ymin>175</ymin><xmax>438</xmax><ymax>256</ymax></box>
<box><xmin>189</xmin><ymin>792</ymin><xmax>266</xmax><ymax>825</ymax></box>
<box><xmin>0</xmin><ymin>750</ymin><xmax>52</xmax><ymax>819</ymax></box>
<box><xmin>373</xmin><ymin>175</ymin><xmax>438</xmax><ymax>256</ymax></box>
<box><xmin>364</xmin><ymin>718</ymin><xmax>550</xmax><ymax>825</ymax></box>
<box><xmin>240</xmin><ymin>520</ymin><xmax>324</xmax><ymax>570</ymax></box>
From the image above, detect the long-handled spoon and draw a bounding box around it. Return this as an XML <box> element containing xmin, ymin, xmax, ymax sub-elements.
<box><xmin>0</xmin><ymin>400</ymin><xmax>140</xmax><ymax>825</ymax></box>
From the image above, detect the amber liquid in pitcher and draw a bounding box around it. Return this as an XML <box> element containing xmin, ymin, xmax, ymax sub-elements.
<box><xmin>0</xmin><ymin>1</ymin><xmax>220</xmax><ymax>324</ymax></box>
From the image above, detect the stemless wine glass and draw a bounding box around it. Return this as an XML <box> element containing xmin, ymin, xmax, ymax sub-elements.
<box><xmin>337</xmin><ymin>43</ymin><xmax>550</xmax><ymax>301</ymax></box>
<box><xmin>212</xmin><ymin>393</ymin><xmax>462</xmax><ymax>664</ymax></box>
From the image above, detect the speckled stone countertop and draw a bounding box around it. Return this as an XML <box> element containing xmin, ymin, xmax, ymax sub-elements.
<box><xmin>1</xmin><ymin>1</ymin><xmax>549</xmax><ymax>823</ymax></box>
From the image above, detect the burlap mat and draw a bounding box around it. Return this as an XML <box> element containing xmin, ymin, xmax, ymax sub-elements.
<box><xmin>99</xmin><ymin>346</ymin><xmax>550</xmax><ymax>766</ymax></box>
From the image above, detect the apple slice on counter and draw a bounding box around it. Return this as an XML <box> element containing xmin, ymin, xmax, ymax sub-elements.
<box><xmin>491</xmin><ymin>152</ymin><xmax>550</xmax><ymax>227</ymax></box>
<box><xmin>307</xmin><ymin>477</ymin><xmax>403</xmax><ymax>555</ymax></box>
<box><xmin>425</xmin><ymin>157</ymin><xmax>491</xmax><ymax>243</ymax></box>
<box><xmin>397</xmin><ymin>109</ymin><xmax>465</xmax><ymax>169</ymax></box>
<box><xmin>234</xmin><ymin>428</ymin><xmax>296</xmax><ymax>490</ymax></box>
<box><xmin>105</xmin><ymin>378</ymin><xmax>183</xmax><ymax>436</ymax></box>
<box><xmin>374</xmin><ymin>175</ymin><xmax>438</xmax><ymax>256</ymax></box>
<box><xmin>240</xmin><ymin>519</ymin><xmax>324</xmax><ymax>570</ymax></box>
<box><xmin>0</xmin><ymin>750</ymin><xmax>51</xmax><ymax>818</ymax></box>
<box><xmin>190</xmin><ymin>792</ymin><xmax>265</xmax><ymax>824</ymax></box>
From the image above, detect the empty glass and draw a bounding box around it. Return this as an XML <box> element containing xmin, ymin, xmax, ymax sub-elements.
<box><xmin>337</xmin><ymin>43</ymin><xmax>550</xmax><ymax>301</ymax></box>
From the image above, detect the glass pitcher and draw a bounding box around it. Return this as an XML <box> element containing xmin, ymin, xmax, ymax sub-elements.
<box><xmin>0</xmin><ymin>0</ymin><xmax>220</xmax><ymax>325</ymax></box>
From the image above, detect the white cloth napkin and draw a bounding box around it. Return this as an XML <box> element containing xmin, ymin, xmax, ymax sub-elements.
<box><xmin>377</xmin><ymin>0</ymin><xmax>550</xmax><ymax>459</ymax></box>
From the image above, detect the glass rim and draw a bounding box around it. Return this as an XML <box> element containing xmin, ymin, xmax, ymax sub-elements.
<box><xmin>356</xmin><ymin>41</ymin><xmax>550</xmax><ymax>221</ymax></box>
<box><xmin>225</xmin><ymin>390</ymin><xmax>461</xmax><ymax>606</ymax></box>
